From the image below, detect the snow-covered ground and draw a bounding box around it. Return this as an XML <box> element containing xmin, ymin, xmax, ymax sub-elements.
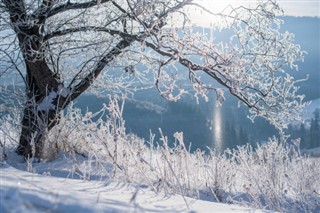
<box><xmin>1</xmin><ymin>156</ymin><xmax>267</xmax><ymax>213</ymax></box>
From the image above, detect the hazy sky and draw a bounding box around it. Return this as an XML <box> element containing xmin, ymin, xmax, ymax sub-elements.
<box><xmin>277</xmin><ymin>0</ymin><xmax>320</xmax><ymax>16</ymax></box>
<box><xmin>190</xmin><ymin>0</ymin><xmax>319</xmax><ymax>26</ymax></box>
<box><xmin>197</xmin><ymin>0</ymin><xmax>320</xmax><ymax>16</ymax></box>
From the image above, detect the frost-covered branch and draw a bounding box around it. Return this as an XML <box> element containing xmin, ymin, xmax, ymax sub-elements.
<box><xmin>0</xmin><ymin>0</ymin><xmax>308</xmax><ymax>157</ymax></box>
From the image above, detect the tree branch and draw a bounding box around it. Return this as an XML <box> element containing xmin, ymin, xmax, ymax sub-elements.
<box><xmin>47</xmin><ymin>0</ymin><xmax>112</xmax><ymax>18</ymax></box>
<box><xmin>2</xmin><ymin>0</ymin><xmax>26</xmax><ymax>23</ymax></box>
<box><xmin>68</xmin><ymin>38</ymin><xmax>133</xmax><ymax>103</ymax></box>
<box><xmin>44</xmin><ymin>26</ymin><xmax>137</xmax><ymax>41</ymax></box>
<box><xmin>140</xmin><ymin>39</ymin><xmax>260</xmax><ymax>111</ymax></box>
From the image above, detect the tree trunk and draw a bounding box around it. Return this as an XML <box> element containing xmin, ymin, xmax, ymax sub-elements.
<box><xmin>16</xmin><ymin>102</ymin><xmax>60</xmax><ymax>158</ymax></box>
<box><xmin>16</xmin><ymin>59</ymin><xmax>62</xmax><ymax>158</ymax></box>
<box><xmin>5</xmin><ymin>0</ymin><xmax>132</xmax><ymax>158</ymax></box>
<box><xmin>4</xmin><ymin>0</ymin><xmax>67</xmax><ymax>159</ymax></box>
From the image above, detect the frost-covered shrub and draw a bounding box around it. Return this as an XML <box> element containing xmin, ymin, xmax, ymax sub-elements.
<box><xmin>228</xmin><ymin>138</ymin><xmax>320</xmax><ymax>212</ymax></box>
<box><xmin>1</xmin><ymin>97</ymin><xmax>319</xmax><ymax>212</ymax></box>
<box><xmin>39</xmin><ymin>98</ymin><xmax>320</xmax><ymax>212</ymax></box>
<box><xmin>0</xmin><ymin>114</ymin><xmax>21</xmax><ymax>161</ymax></box>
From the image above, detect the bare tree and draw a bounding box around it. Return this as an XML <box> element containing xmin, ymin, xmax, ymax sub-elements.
<box><xmin>0</xmin><ymin>0</ymin><xmax>306</xmax><ymax>158</ymax></box>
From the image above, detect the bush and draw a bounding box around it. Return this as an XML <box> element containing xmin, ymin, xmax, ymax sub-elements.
<box><xmin>1</xmin><ymin>96</ymin><xmax>319</xmax><ymax>212</ymax></box>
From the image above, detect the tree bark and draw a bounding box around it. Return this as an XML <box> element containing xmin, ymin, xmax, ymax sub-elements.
<box><xmin>16</xmin><ymin>58</ymin><xmax>61</xmax><ymax>158</ymax></box>
<box><xmin>16</xmin><ymin>104</ymin><xmax>59</xmax><ymax>158</ymax></box>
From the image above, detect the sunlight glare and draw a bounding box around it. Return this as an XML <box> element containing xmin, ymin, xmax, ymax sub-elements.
<box><xmin>212</xmin><ymin>101</ymin><xmax>223</xmax><ymax>152</ymax></box>
<box><xmin>189</xmin><ymin>0</ymin><xmax>251</xmax><ymax>27</ymax></box>
<box><xmin>196</xmin><ymin>0</ymin><xmax>236</xmax><ymax>13</ymax></box>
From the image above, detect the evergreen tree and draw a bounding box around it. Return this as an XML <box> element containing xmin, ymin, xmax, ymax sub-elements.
<box><xmin>239</xmin><ymin>127</ymin><xmax>249</xmax><ymax>145</ymax></box>
<box><xmin>309</xmin><ymin>109</ymin><xmax>320</xmax><ymax>148</ymax></box>
<box><xmin>224</xmin><ymin>121</ymin><xmax>237</xmax><ymax>149</ymax></box>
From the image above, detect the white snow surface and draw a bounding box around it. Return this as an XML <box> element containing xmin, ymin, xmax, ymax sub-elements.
<box><xmin>0</xmin><ymin>156</ymin><xmax>268</xmax><ymax>213</ymax></box>
<box><xmin>37</xmin><ymin>91</ymin><xmax>57</xmax><ymax>112</ymax></box>
<box><xmin>36</xmin><ymin>85</ymin><xmax>70</xmax><ymax>112</ymax></box>
<box><xmin>58</xmin><ymin>84</ymin><xmax>70</xmax><ymax>98</ymax></box>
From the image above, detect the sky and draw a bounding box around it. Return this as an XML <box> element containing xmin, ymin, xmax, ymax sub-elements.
<box><xmin>191</xmin><ymin>0</ymin><xmax>320</xmax><ymax>26</ymax></box>
<box><xmin>197</xmin><ymin>0</ymin><xmax>320</xmax><ymax>16</ymax></box>
<box><xmin>275</xmin><ymin>0</ymin><xmax>320</xmax><ymax>16</ymax></box>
